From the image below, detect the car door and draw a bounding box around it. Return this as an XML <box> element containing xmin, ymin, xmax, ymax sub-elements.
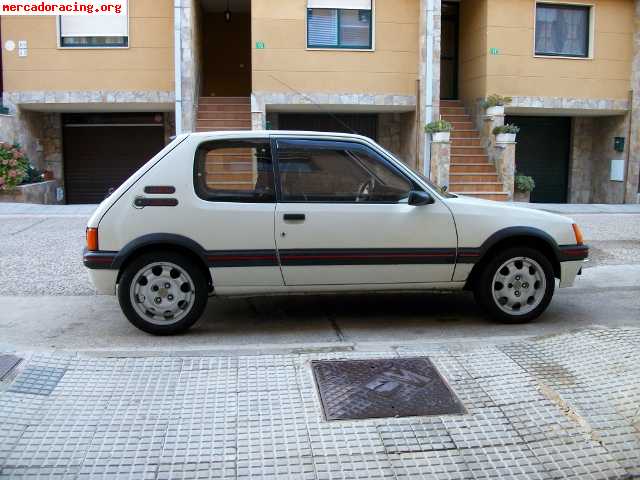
<box><xmin>273</xmin><ymin>137</ymin><xmax>458</xmax><ymax>286</ymax></box>
<box><xmin>192</xmin><ymin>138</ymin><xmax>283</xmax><ymax>288</ymax></box>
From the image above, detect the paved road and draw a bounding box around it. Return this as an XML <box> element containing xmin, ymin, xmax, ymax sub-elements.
<box><xmin>0</xmin><ymin>211</ymin><xmax>639</xmax><ymax>352</ymax></box>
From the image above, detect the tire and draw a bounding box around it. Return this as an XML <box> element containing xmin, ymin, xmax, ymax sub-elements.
<box><xmin>118</xmin><ymin>250</ymin><xmax>208</xmax><ymax>335</ymax></box>
<box><xmin>473</xmin><ymin>247</ymin><xmax>555</xmax><ymax>324</ymax></box>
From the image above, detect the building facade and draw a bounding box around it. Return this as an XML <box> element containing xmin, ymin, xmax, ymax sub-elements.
<box><xmin>1</xmin><ymin>0</ymin><xmax>639</xmax><ymax>204</ymax></box>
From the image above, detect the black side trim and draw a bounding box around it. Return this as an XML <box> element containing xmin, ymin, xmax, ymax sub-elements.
<box><xmin>278</xmin><ymin>248</ymin><xmax>457</xmax><ymax>266</ymax></box>
<box><xmin>456</xmin><ymin>248</ymin><xmax>482</xmax><ymax>264</ymax></box>
<box><xmin>83</xmin><ymin>249</ymin><xmax>118</xmax><ymax>270</ymax></box>
<box><xmin>558</xmin><ymin>244</ymin><xmax>589</xmax><ymax>262</ymax></box>
<box><xmin>206</xmin><ymin>250</ymin><xmax>279</xmax><ymax>268</ymax></box>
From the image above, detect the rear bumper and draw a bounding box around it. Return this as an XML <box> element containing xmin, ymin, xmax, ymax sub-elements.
<box><xmin>88</xmin><ymin>268</ymin><xmax>118</xmax><ymax>295</ymax></box>
<box><xmin>84</xmin><ymin>248</ymin><xmax>118</xmax><ymax>295</ymax></box>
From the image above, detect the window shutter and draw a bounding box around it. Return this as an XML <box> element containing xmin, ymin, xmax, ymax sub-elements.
<box><xmin>60</xmin><ymin>15</ymin><xmax>128</xmax><ymax>38</ymax></box>
<box><xmin>308</xmin><ymin>9</ymin><xmax>338</xmax><ymax>46</ymax></box>
<box><xmin>308</xmin><ymin>0</ymin><xmax>371</xmax><ymax>9</ymax></box>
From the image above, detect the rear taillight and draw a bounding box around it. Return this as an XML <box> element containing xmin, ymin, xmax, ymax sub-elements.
<box><xmin>86</xmin><ymin>227</ymin><xmax>99</xmax><ymax>251</ymax></box>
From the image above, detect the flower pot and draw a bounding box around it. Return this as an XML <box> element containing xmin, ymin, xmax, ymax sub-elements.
<box><xmin>486</xmin><ymin>105</ymin><xmax>505</xmax><ymax>116</ymax></box>
<box><xmin>431</xmin><ymin>131</ymin><xmax>450</xmax><ymax>143</ymax></box>
<box><xmin>43</xmin><ymin>170</ymin><xmax>54</xmax><ymax>181</ymax></box>
<box><xmin>496</xmin><ymin>133</ymin><xmax>516</xmax><ymax>143</ymax></box>
<box><xmin>514</xmin><ymin>190</ymin><xmax>531</xmax><ymax>203</ymax></box>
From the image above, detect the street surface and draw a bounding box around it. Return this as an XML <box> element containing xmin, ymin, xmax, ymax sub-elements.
<box><xmin>0</xmin><ymin>204</ymin><xmax>639</xmax><ymax>479</ymax></box>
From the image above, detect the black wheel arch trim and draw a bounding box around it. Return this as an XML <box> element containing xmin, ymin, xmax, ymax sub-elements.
<box><xmin>477</xmin><ymin>226</ymin><xmax>563</xmax><ymax>262</ymax></box>
<box><xmin>112</xmin><ymin>233</ymin><xmax>210</xmax><ymax>270</ymax></box>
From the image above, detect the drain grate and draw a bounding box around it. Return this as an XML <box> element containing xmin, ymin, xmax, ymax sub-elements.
<box><xmin>9</xmin><ymin>366</ymin><xmax>66</xmax><ymax>396</ymax></box>
<box><xmin>312</xmin><ymin>357</ymin><xmax>466</xmax><ymax>421</ymax></box>
<box><xmin>0</xmin><ymin>355</ymin><xmax>22</xmax><ymax>381</ymax></box>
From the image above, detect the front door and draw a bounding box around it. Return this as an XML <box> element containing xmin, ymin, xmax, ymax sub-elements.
<box><xmin>441</xmin><ymin>2</ymin><xmax>460</xmax><ymax>100</ymax></box>
<box><xmin>273</xmin><ymin>138</ymin><xmax>458</xmax><ymax>286</ymax></box>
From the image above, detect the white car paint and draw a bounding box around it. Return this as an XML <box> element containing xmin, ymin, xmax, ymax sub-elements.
<box><xmin>86</xmin><ymin>131</ymin><xmax>586</xmax><ymax>298</ymax></box>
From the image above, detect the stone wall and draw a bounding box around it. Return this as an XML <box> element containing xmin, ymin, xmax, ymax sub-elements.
<box><xmin>569</xmin><ymin>115</ymin><xmax>629</xmax><ymax>204</ymax></box>
<box><xmin>628</xmin><ymin>0</ymin><xmax>640</xmax><ymax>203</ymax></box>
<box><xmin>378</xmin><ymin>112</ymin><xmax>417</xmax><ymax>169</ymax></box>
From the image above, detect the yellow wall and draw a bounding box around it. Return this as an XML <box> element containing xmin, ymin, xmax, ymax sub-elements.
<box><xmin>460</xmin><ymin>0</ymin><xmax>634</xmax><ymax>102</ymax></box>
<box><xmin>251</xmin><ymin>0</ymin><xmax>419</xmax><ymax>96</ymax></box>
<box><xmin>458</xmin><ymin>0</ymin><xmax>488</xmax><ymax>102</ymax></box>
<box><xmin>1</xmin><ymin>0</ymin><xmax>174</xmax><ymax>92</ymax></box>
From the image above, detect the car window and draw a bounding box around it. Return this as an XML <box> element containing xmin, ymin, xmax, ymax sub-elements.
<box><xmin>194</xmin><ymin>140</ymin><xmax>275</xmax><ymax>203</ymax></box>
<box><xmin>275</xmin><ymin>139</ymin><xmax>413</xmax><ymax>203</ymax></box>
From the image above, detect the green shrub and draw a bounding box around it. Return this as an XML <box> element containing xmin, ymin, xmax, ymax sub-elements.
<box><xmin>425</xmin><ymin>119</ymin><xmax>453</xmax><ymax>133</ymax></box>
<box><xmin>493</xmin><ymin>124</ymin><xmax>520</xmax><ymax>135</ymax></box>
<box><xmin>481</xmin><ymin>94</ymin><xmax>513</xmax><ymax>109</ymax></box>
<box><xmin>515</xmin><ymin>174</ymin><xmax>536</xmax><ymax>193</ymax></box>
<box><xmin>0</xmin><ymin>143</ymin><xmax>29</xmax><ymax>191</ymax></box>
<box><xmin>21</xmin><ymin>164</ymin><xmax>44</xmax><ymax>185</ymax></box>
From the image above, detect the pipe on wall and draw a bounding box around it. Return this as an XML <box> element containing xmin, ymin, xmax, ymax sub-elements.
<box><xmin>174</xmin><ymin>0</ymin><xmax>183</xmax><ymax>135</ymax></box>
<box><xmin>424</xmin><ymin>0</ymin><xmax>435</xmax><ymax>178</ymax></box>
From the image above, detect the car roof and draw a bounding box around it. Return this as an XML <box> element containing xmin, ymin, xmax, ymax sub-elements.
<box><xmin>188</xmin><ymin>130</ymin><xmax>374</xmax><ymax>143</ymax></box>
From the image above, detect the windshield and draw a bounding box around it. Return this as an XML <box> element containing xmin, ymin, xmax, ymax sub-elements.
<box><xmin>379</xmin><ymin>146</ymin><xmax>457</xmax><ymax>198</ymax></box>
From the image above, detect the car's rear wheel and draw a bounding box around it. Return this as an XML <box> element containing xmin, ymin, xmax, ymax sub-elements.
<box><xmin>474</xmin><ymin>247</ymin><xmax>555</xmax><ymax>323</ymax></box>
<box><xmin>118</xmin><ymin>251</ymin><xmax>208</xmax><ymax>335</ymax></box>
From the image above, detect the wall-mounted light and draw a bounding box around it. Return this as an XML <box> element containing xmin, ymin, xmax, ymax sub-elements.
<box><xmin>225</xmin><ymin>0</ymin><xmax>231</xmax><ymax>22</ymax></box>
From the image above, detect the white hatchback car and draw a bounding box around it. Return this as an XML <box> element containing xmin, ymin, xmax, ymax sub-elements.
<box><xmin>84</xmin><ymin>131</ymin><xmax>588</xmax><ymax>335</ymax></box>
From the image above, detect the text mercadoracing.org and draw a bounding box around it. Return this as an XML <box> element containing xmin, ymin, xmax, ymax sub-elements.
<box><xmin>1</xmin><ymin>0</ymin><xmax>126</xmax><ymax>15</ymax></box>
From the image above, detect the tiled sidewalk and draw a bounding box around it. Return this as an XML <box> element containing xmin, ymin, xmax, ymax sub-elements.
<box><xmin>1</xmin><ymin>328</ymin><xmax>639</xmax><ymax>479</ymax></box>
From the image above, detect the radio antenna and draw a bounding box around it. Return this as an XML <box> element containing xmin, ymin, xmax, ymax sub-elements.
<box><xmin>268</xmin><ymin>74</ymin><xmax>360</xmax><ymax>136</ymax></box>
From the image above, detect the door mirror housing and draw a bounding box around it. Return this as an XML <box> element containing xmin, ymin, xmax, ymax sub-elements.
<box><xmin>408</xmin><ymin>190</ymin><xmax>435</xmax><ymax>206</ymax></box>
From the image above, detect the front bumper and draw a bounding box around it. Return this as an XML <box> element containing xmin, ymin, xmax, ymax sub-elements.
<box><xmin>559</xmin><ymin>260</ymin><xmax>586</xmax><ymax>288</ymax></box>
<box><xmin>84</xmin><ymin>248</ymin><xmax>118</xmax><ymax>295</ymax></box>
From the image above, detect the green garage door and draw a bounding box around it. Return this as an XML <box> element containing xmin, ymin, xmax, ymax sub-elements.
<box><xmin>506</xmin><ymin>116</ymin><xmax>571</xmax><ymax>204</ymax></box>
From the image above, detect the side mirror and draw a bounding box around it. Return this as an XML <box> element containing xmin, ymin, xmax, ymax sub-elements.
<box><xmin>408</xmin><ymin>190</ymin><xmax>435</xmax><ymax>206</ymax></box>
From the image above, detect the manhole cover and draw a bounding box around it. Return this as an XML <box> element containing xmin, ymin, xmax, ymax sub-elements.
<box><xmin>312</xmin><ymin>357</ymin><xmax>466</xmax><ymax>421</ymax></box>
<box><xmin>0</xmin><ymin>355</ymin><xmax>22</xmax><ymax>381</ymax></box>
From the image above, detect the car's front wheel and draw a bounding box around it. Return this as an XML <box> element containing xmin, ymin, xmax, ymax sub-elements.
<box><xmin>474</xmin><ymin>247</ymin><xmax>555</xmax><ymax>323</ymax></box>
<box><xmin>118</xmin><ymin>251</ymin><xmax>208</xmax><ymax>335</ymax></box>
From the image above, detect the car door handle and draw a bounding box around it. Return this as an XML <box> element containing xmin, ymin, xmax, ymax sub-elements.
<box><xmin>283</xmin><ymin>213</ymin><xmax>306</xmax><ymax>222</ymax></box>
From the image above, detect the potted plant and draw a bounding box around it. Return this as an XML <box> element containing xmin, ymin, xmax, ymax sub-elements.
<box><xmin>0</xmin><ymin>142</ymin><xmax>28</xmax><ymax>192</ymax></box>
<box><xmin>481</xmin><ymin>94</ymin><xmax>512</xmax><ymax>116</ymax></box>
<box><xmin>493</xmin><ymin>124</ymin><xmax>520</xmax><ymax>143</ymax></box>
<box><xmin>514</xmin><ymin>174</ymin><xmax>535</xmax><ymax>202</ymax></box>
<box><xmin>425</xmin><ymin>119</ymin><xmax>453</xmax><ymax>142</ymax></box>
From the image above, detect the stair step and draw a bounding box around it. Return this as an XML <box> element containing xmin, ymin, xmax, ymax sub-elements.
<box><xmin>450</xmin><ymin>138</ymin><xmax>482</xmax><ymax>147</ymax></box>
<box><xmin>196</xmin><ymin>127</ymin><xmax>252</xmax><ymax>132</ymax></box>
<box><xmin>198</xmin><ymin>112</ymin><xmax>252</xmax><ymax>120</ymax></box>
<box><xmin>451</xmin><ymin>130</ymin><xmax>480</xmax><ymax>139</ymax></box>
<box><xmin>449</xmin><ymin>182</ymin><xmax>504</xmax><ymax>193</ymax></box>
<box><xmin>450</xmin><ymin>121</ymin><xmax>474</xmax><ymax>130</ymax></box>
<box><xmin>198</xmin><ymin>120</ymin><xmax>252</xmax><ymax>128</ymax></box>
<box><xmin>451</xmin><ymin>192</ymin><xmax>510</xmax><ymax>201</ymax></box>
<box><xmin>451</xmin><ymin>164</ymin><xmax>496</xmax><ymax>173</ymax></box>
<box><xmin>198</xmin><ymin>104</ymin><xmax>251</xmax><ymax>113</ymax></box>
<box><xmin>450</xmin><ymin>173</ymin><xmax>499</xmax><ymax>182</ymax></box>
<box><xmin>452</xmin><ymin>147</ymin><xmax>486</xmax><ymax>155</ymax></box>
<box><xmin>440</xmin><ymin>107</ymin><xmax>466</xmax><ymax>115</ymax></box>
<box><xmin>441</xmin><ymin>99</ymin><xmax>463</xmax><ymax>107</ymax></box>
<box><xmin>452</xmin><ymin>155</ymin><xmax>489</xmax><ymax>164</ymax></box>
<box><xmin>199</xmin><ymin>96</ymin><xmax>250</xmax><ymax>104</ymax></box>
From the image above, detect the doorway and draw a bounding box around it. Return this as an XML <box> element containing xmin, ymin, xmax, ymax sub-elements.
<box><xmin>200</xmin><ymin>0</ymin><xmax>251</xmax><ymax>97</ymax></box>
<box><xmin>441</xmin><ymin>2</ymin><xmax>460</xmax><ymax>100</ymax></box>
<box><xmin>506</xmin><ymin>116</ymin><xmax>571</xmax><ymax>204</ymax></box>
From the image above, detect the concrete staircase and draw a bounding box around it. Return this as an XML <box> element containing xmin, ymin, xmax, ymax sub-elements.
<box><xmin>196</xmin><ymin>97</ymin><xmax>251</xmax><ymax>133</ymax></box>
<box><xmin>441</xmin><ymin>99</ymin><xmax>509</xmax><ymax>201</ymax></box>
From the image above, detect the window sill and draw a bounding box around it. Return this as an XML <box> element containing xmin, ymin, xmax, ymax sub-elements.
<box><xmin>533</xmin><ymin>54</ymin><xmax>592</xmax><ymax>60</ymax></box>
<box><xmin>306</xmin><ymin>47</ymin><xmax>375</xmax><ymax>52</ymax></box>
